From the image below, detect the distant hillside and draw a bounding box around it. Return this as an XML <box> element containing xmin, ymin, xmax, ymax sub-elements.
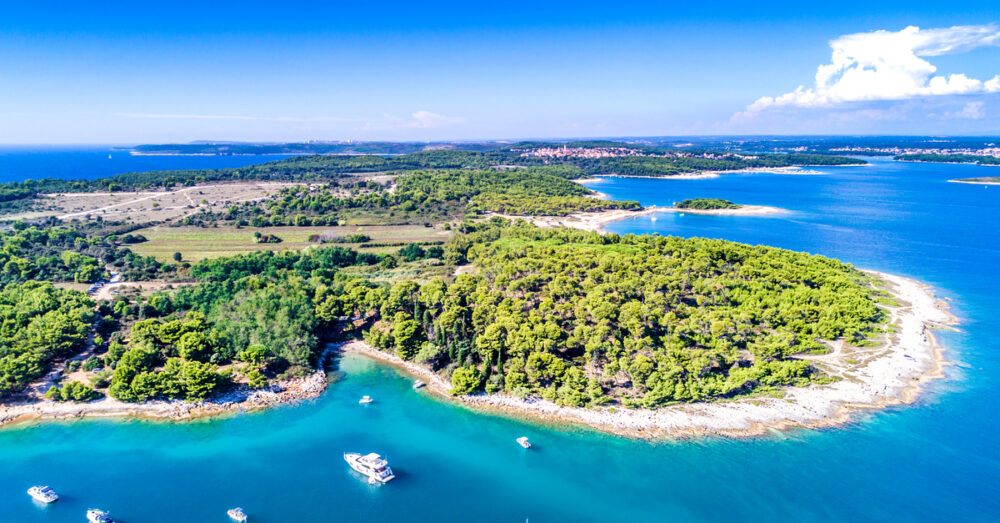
<box><xmin>895</xmin><ymin>153</ymin><xmax>1000</xmax><ymax>166</ymax></box>
<box><xmin>130</xmin><ymin>141</ymin><xmax>503</xmax><ymax>156</ymax></box>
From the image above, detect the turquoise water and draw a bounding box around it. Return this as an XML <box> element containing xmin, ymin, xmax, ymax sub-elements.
<box><xmin>3</xmin><ymin>156</ymin><xmax>1000</xmax><ymax>521</ymax></box>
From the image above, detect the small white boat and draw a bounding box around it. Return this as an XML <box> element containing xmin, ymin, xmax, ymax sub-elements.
<box><xmin>516</xmin><ymin>437</ymin><xmax>531</xmax><ymax>449</ymax></box>
<box><xmin>87</xmin><ymin>509</ymin><xmax>114</xmax><ymax>523</ymax></box>
<box><xmin>344</xmin><ymin>452</ymin><xmax>395</xmax><ymax>483</ymax></box>
<box><xmin>359</xmin><ymin>395</ymin><xmax>373</xmax><ymax>404</ymax></box>
<box><xmin>413</xmin><ymin>380</ymin><xmax>425</xmax><ymax>390</ymax></box>
<box><xmin>27</xmin><ymin>485</ymin><xmax>58</xmax><ymax>503</ymax></box>
<box><xmin>228</xmin><ymin>507</ymin><xmax>248</xmax><ymax>522</ymax></box>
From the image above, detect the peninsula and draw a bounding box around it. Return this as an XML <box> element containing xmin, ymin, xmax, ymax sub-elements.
<box><xmin>896</xmin><ymin>153</ymin><xmax>1000</xmax><ymax>166</ymax></box>
<box><xmin>670</xmin><ymin>198</ymin><xmax>786</xmax><ymax>216</ymax></box>
<box><xmin>0</xmin><ymin>141</ymin><xmax>949</xmax><ymax>439</ymax></box>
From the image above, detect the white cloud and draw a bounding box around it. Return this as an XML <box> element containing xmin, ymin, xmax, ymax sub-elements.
<box><xmin>741</xmin><ymin>24</ymin><xmax>1000</xmax><ymax>115</ymax></box>
<box><xmin>946</xmin><ymin>101</ymin><xmax>986</xmax><ymax>119</ymax></box>
<box><xmin>390</xmin><ymin>110</ymin><xmax>465</xmax><ymax>129</ymax></box>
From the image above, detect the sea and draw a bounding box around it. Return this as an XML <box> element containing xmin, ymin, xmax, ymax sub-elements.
<box><xmin>0</xmin><ymin>146</ymin><xmax>294</xmax><ymax>183</ymax></box>
<box><xmin>1</xmin><ymin>151</ymin><xmax>998</xmax><ymax>522</ymax></box>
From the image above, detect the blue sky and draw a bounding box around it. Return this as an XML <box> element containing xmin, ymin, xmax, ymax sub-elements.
<box><xmin>1</xmin><ymin>1</ymin><xmax>999</xmax><ymax>143</ymax></box>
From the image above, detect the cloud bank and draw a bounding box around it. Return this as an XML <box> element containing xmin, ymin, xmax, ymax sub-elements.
<box><xmin>741</xmin><ymin>24</ymin><xmax>1000</xmax><ymax>115</ymax></box>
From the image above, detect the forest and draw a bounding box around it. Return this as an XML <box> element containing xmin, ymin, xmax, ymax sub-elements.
<box><xmin>364</xmin><ymin>221</ymin><xmax>886</xmax><ymax>406</ymax></box>
<box><xmin>0</xmin><ymin>282</ymin><xmax>96</xmax><ymax>395</ymax></box>
<box><xmin>0</xmin><ymin>141</ymin><xmax>888</xmax><ymax>410</ymax></box>
<box><xmin>93</xmin><ymin>246</ymin><xmax>393</xmax><ymax>402</ymax></box>
<box><xmin>674</xmin><ymin>198</ymin><xmax>741</xmax><ymax>210</ymax></box>
<box><xmin>188</xmin><ymin>167</ymin><xmax>640</xmax><ymax>227</ymax></box>
<box><xmin>895</xmin><ymin>153</ymin><xmax>1000</xmax><ymax>166</ymax></box>
<box><xmin>1</xmin><ymin>218</ymin><xmax>890</xmax><ymax>408</ymax></box>
<box><xmin>0</xmin><ymin>221</ymin><xmax>170</xmax><ymax>284</ymax></box>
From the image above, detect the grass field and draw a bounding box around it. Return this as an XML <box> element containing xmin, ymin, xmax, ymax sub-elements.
<box><xmin>129</xmin><ymin>224</ymin><xmax>451</xmax><ymax>263</ymax></box>
<box><xmin>341</xmin><ymin>258</ymin><xmax>455</xmax><ymax>284</ymax></box>
<box><xmin>51</xmin><ymin>282</ymin><xmax>93</xmax><ymax>293</ymax></box>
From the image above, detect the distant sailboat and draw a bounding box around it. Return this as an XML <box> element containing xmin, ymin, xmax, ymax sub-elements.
<box><xmin>108</xmin><ymin>154</ymin><xmax>112</xmax><ymax>159</ymax></box>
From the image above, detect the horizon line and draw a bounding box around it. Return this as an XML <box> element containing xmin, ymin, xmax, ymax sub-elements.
<box><xmin>2</xmin><ymin>132</ymin><xmax>1000</xmax><ymax>147</ymax></box>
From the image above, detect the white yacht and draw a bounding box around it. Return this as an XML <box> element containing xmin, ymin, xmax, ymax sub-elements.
<box><xmin>344</xmin><ymin>452</ymin><xmax>395</xmax><ymax>483</ymax></box>
<box><xmin>87</xmin><ymin>509</ymin><xmax>114</xmax><ymax>523</ymax></box>
<box><xmin>358</xmin><ymin>395</ymin><xmax>373</xmax><ymax>404</ymax></box>
<box><xmin>413</xmin><ymin>380</ymin><xmax>425</xmax><ymax>390</ymax></box>
<box><xmin>27</xmin><ymin>485</ymin><xmax>58</xmax><ymax>503</ymax></box>
<box><xmin>516</xmin><ymin>437</ymin><xmax>532</xmax><ymax>449</ymax></box>
<box><xmin>227</xmin><ymin>507</ymin><xmax>248</xmax><ymax>522</ymax></box>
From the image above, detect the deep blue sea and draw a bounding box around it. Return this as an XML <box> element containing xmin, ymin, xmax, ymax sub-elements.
<box><xmin>0</xmin><ymin>146</ymin><xmax>293</xmax><ymax>183</ymax></box>
<box><xmin>2</xmin><ymin>154</ymin><xmax>999</xmax><ymax>522</ymax></box>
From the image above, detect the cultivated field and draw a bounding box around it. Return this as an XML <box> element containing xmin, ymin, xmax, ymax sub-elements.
<box><xmin>128</xmin><ymin>224</ymin><xmax>451</xmax><ymax>263</ymax></box>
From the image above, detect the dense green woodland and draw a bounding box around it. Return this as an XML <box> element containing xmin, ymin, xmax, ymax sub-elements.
<box><xmin>98</xmin><ymin>247</ymin><xmax>390</xmax><ymax>402</ymax></box>
<box><xmin>0</xmin><ymin>282</ymin><xmax>95</xmax><ymax>394</ymax></box>
<box><xmin>0</xmin><ymin>222</ymin><xmax>170</xmax><ymax>283</ymax></box>
<box><xmin>0</xmin><ymin>222</ymin><xmax>890</xmax><ymax>406</ymax></box>
<box><xmin>896</xmin><ymin>153</ymin><xmax>1000</xmax><ymax>166</ymax></box>
<box><xmin>675</xmin><ymin>199</ymin><xmax>741</xmax><ymax>210</ymax></box>
<box><xmin>365</xmin><ymin>222</ymin><xmax>886</xmax><ymax>406</ymax></box>
<box><xmin>193</xmin><ymin>167</ymin><xmax>639</xmax><ymax>227</ymax></box>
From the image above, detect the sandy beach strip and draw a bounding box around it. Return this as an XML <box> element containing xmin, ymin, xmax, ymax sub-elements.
<box><xmin>492</xmin><ymin>207</ymin><xmax>667</xmax><ymax>232</ymax></box>
<box><xmin>582</xmin><ymin>166</ymin><xmax>829</xmax><ymax>182</ymax></box>
<box><xmin>493</xmin><ymin>204</ymin><xmax>786</xmax><ymax>233</ymax></box>
<box><xmin>948</xmin><ymin>179</ymin><xmax>1000</xmax><ymax>185</ymax></box>
<box><xmin>663</xmin><ymin>205</ymin><xmax>786</xmax><ymax>216</ymax></box>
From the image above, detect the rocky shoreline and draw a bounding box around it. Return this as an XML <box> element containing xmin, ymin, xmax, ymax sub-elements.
<box><xmin>0</xmin><ymin>343</ymin><xmax>338</xmax><ymax>428</ymax></box>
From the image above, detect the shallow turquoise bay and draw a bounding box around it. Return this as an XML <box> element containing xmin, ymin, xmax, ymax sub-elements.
<box><xmin>2</xmin><ymin>156</ymin><xmax>999</xmax><ymax>521</ymax></box>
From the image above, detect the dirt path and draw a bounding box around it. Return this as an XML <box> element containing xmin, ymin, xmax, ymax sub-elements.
<box><xmin>57</xmin><ymin>190</ymin><xmax>184</xmax><ymax>219</ymax></box>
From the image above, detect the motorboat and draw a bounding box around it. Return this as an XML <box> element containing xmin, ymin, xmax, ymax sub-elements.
<box><xmin>516</xmin><ymin>437</ymin><xmax>532</xmax><ymax>449</ymax></box>
<box><xmin>359</xmin><ymin>395</ymin><xmax>373</xmax><ymax>404</ymax></box>
<box><xmin>413</xmin><ymin>380</ymin><xmax>425</xmax><ymax>390</ymax></box>
<box><xmin>227</xmin><ymin>507</ymin><xmax>248</xmax><ymax>522</ymax></box>
<box><xmin>27</xmin><ymin>486</ymin><xmax>58</xmax><ymax>503</ymax></box>
<box><xmin>87</xmin><ymin>509</ymin><xmax>114</xmax><ymax>523</ymax></box>
<box><xmin>344</xmin><ymin>452</ymin><xmax>395</xmax><ymax>483</ymax></box>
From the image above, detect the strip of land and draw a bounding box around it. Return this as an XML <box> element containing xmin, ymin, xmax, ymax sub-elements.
<box><xmin>948</xmin><ymin>178</ymin><xmax>1000</xmax><ymax>185</ymax></box>
<box><xmin>495</xmin><ymin>203</ymin><xmax>786</xmax><ymax>232</ymax></box>
<box><xmin>339</xmin><ymin>270</ymin><xmax>954</xmax><ymax>439</ymax></box>
<box><xmin>666</xmin><ymin>205</ymin><xmax>785</xmax><ymax>215</ymax></box>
